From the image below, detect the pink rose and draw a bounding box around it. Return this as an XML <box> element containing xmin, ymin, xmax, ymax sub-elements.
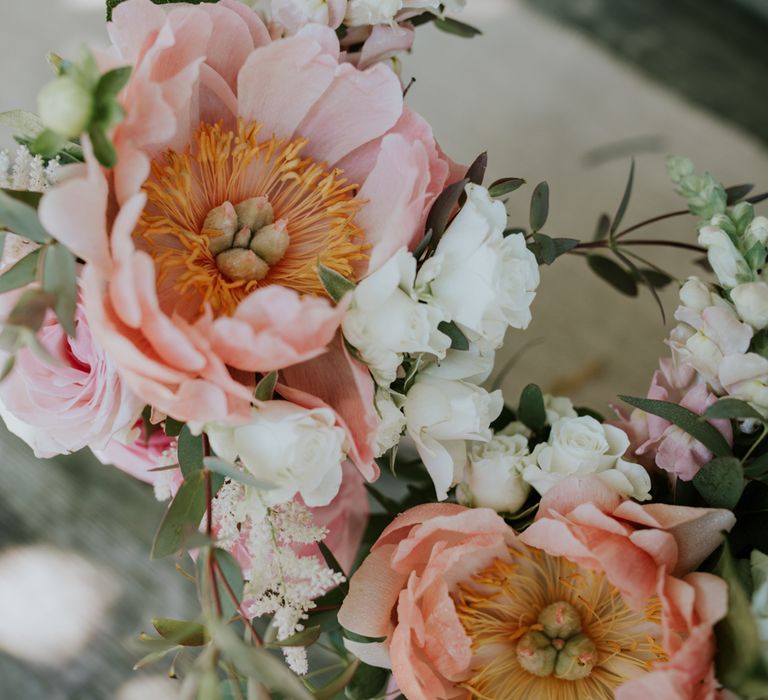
<box><xmin>339</xmin><ymin>482</ymin><xmax>733</xmax><ymax>700</ymax></box>
<box><xmin>0</xmin><ymin>303</ymin><xmax>142</xmax><ymax>458</ymax></box>
<box><xmin>39</xmin><ymin>0</ymin><xmax>457</xmax><ymax>481</ymax></box>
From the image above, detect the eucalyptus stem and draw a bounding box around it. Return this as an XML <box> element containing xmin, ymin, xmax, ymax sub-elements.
<box><xmin>744</xmin><ymin>424</ymin><xmax>768</xmax><ymax>463</ymax></box>
<box><xmin>574</xmin><ymin>238</ymin><xmax>705</xmax><ymax>253</ymax></box>
<box><xmin>214</xmin><ymin>558</ymin><xmax>263</xmax><ymax>647</ymax></box>
<box><xmin>613</xmin><ymin>208</ymin><xmax>691</xmax><ymax>240</ymax></box>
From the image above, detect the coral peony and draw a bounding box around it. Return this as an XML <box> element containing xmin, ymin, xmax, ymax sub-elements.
<box><xmin>39</xmin><ymin>0</ymin><xmax>456</xmax><ymax>481</ymax></box>
<box><xmin>339</xmin><ymin>481</ymin><xmax>733</xmax><ymax>700</ymax></box>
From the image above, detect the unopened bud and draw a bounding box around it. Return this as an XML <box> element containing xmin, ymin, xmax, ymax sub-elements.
<box><xmin>216</xmin><ymin>248</ymin><xmax>269</xmax><ymax>282</ymax></box>
<box><xmin>233</xmin><ymin>225</ymin><xmax>253</xmax><ymax>249</ymax></box>
<box><xmin>37</xmin><ymin>76</ymin><xmax>93</xmax><ymax>139</ymax></box>
<box><xmin>538</xmin><ymin>601</ymin><xmax>582</xmax><ymax>640</ymax></box>
<box><xmin>554</xmin><ymin>634</ymin><xmax>597</xmax><ymax>681</ymax></box>
<box><xmin>249</xmin><ymin>221</ymin><xmax>289</xmax><ymax>265</ymax></box>
<box><xmin>235</xmin><ymin>197</ymin><xmax>273</xmax><ymax>231</ymax></box>
<box><xmin>515</xmin><ymin>631</ymin><xmax>556</xmax><ymax>677</ymax></box>
<box><xmin>203</xmin><ymin>201</ymin><xmax>238</xmax><ymax>255</ymax></box>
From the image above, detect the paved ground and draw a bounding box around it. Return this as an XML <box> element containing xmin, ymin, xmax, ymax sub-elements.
<box><xmin>0</xmin><ymin>0</ymin><xmax>767</xmax><ymax>697</ymax></box>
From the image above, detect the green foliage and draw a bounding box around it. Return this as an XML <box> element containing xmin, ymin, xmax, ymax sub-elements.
<box><xmin>528</xmin><ymin>233</ymin><xmax>579</xmax><ymax>265</ymax></box>
<box><xmin>254</xmin><ymin>370</ymin><xmax>278</xmax><ymax>401</ymax></box>
<box><xmin>0</xmin><ymin>249</ymin><xmax>41</xmax><ymax>293</ymax></box>
<box><xmin>152</xmin><ymin>617</ymin><xmax>208</xmax><ymax>646</ymax></box>
<box><xmin>692</xmin><ymin>457</ymin><xmax>744</xmax><ymax>509</ymax></box>
<box><xmin>42</xmin><ymin>243</ymin><xmax>77</xmax><ymax>336</ymax></box>
<box><xmin>703</xmin><ymin>398</ymin><xmax>764</xmax><ymax>422</ymax></box>
<box><xmin>203</xmin><ymin>457</ymin><xmax>276</xmax><ymax>490</ymax></box>
<box><xmin>610</xmin><ymin>159</ymin><xmax>634</xmax><ymax>235</ymax></box>
<box><xmin>518</xmin><ymin>383</ymin><xmax>547</xmax><ymax>432</ymax></box>
<box><xmin>178</xmin><ymin>425</ymin><xmax>204</xmax><ymax>477</ymax></box>
<box><xmin>318</xmin><ymin>264</ymin><xmax>356</xmax><ymax>303</ymax></box>
<box><xmin>0</xmin><ymin>189</ymin><xmax>51</xmax><ymax>243</ymax></box>
<box><xmin>344</xmin><ymin>663</ymin><xmax>390</xmax><ymax>700</ymax></box>
<box><xmin>529</xmin><ymin>181</ymin><xmax>549</xmax><ymax>232</ymax></box>
<box><xmin>667</xmin><ymin>155</ymin><xmax>728</xmax><ymax>219</ymax></box>
<box><xmin>437</xmin><ymin>320</ymin><xmax>470</xmax><ymax>350</ymax></box>
<box><xmin>488</xmin><ymin>177</ymin><xmax>525</xmax><ymax>197</ymax></box>
<box><xmin>432</xmin><ymin>16</ymin><xmax>482</xmax><ymax>37</ymax></box>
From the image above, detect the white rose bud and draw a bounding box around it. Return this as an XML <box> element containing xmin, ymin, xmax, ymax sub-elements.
<box><xmin>698</xmin><ymin>225</ymin><xmax>750</xmax><ymax>289</ymax></box>
<box><xmin>37</xmin><ymin>76</ymin><xmax>93</xmax><ymax>139</ymax></box>
<box><xmin>206</xmin><ymin>402</ymin><xmax>346</xmax><ymax>512</ymax></box>
<box><xmin>342</xmin><ymin>248</ymin><xmax>449</xmax><ymax>387</ymax></box>
<box><xmin>457</xmin><ymin>434</ymin><xmax>531</xmax><ymax>513</ymax></box>
<box><xmin>732</xmin><ymin>282</ymin><xmax>768</xmax><ymax>330</ymax></box>
<box><xmin>374</xmin><ymin>389</ymin><xmax>406</xmax><ymax>457</ymax></box>
<box><xmin>404</xmin><ymin>375</ymin><xmax>503</xmax><ymax>500</ymax></box>
<box><xmin>543</xmin><ymin>394</ymin><xmax>577</xmax><ymax>425</ymax></box>
<box><xmin>522</xmin><ymin>416</ymin><xmax>650</xmax><ymax>501</ymax></box>
<box><xmin>416</xmin><ymin>184</ymin><xmax>539</xmax><ymax>350</ymax></box>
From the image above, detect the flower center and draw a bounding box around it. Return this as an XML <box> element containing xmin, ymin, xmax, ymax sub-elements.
<box><xmin>454</xmin><ymin>546</ymin><xmax>664</xmax><ymax>700</ymax></box>
<box><xmin>134</xmin><ymin>120</ymin><xmax>368</xmax><ymax>318</ymax></box>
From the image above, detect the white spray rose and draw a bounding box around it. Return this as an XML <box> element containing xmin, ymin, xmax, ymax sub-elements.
<box><xmin>342</xmin><ymin>248</ymin><xmax>449</xmax><ymax>386</ymax></box>
<box><xmin>344</xmin><ymin>0</ymin><xmax>404</xmax><ymax>25</ymax></box>
<box><xmin>698</xmin><ymin>224</ymin><xmax>751</xmax><ymax>289</ymax></box>
<box><xmin>416</xmin><ymin>184</ymin><xmax>539</xmax><ymax>349</ymax></box>
<box><xmin>720</xmin><ymin>353</ymin><xmax>768</xmax><ymax>417</ymax></box>
<box><xmin>421</xmin><ymin>344</ymin><xmax>496</xmax><ymax>384</ymax></box>
<box><xmin>374</xmin><ymin>389</ymin><xmax>406</xmax><ymax>457</ymax></box>
<box><xmin>457</xmin><ymin>434</ymin><xmax>531</xmax><ymax>513</ymax></box>
<box><xmin>522</xmin><ymin>415</ymin><xmax>651</xmax><ymax>501</ymax></box>
<box><xmin>206</xmin><ymin>402</ymin><xmax>346</xmax><ymax>512</ymax></box>
<box><xmin>403</xmin><ymin>375</ymin><xmax>503</xmax><ymax>500</ymax></box>
<box><xmin>543</xmin><ymin>394</ymin><xmax>578</xmax><ymax>424</ymax></box>
<box><xmin>732</xmin><ymin>282</ymin><xmax>768</xmax><ymax>330</ymax></box>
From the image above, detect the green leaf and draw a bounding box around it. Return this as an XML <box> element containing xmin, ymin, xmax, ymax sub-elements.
<box><xmin>0</xmin><ymin>110</ymin><xmax>45</xmax><ymax>138</ymax></box>
<box><xmin>575</xmin><ymin>406</ymin><xmax>605</xmax><ymax>422</ymax></box>
<box><xmin>619</xmin><ymin>395</ymin><xmax>732</xmax><ymax>457</ymax></box>
<box><xmin>0</xmin><ymin>248</ymin><xmax>41</xmax><ymax>293</ymax></box>
<box><xmin>203</xmin><ymin>457</ymin><xmax>276</xmax><ymax>491</ymax></box>
<box><xmin>587</xmin><ymin>255</ymin><xmax>638</xmax><ymax>297</ymax></box>
<box><xmin>318</xmin><ymin>264</ymin><xmax>355</xmax><ymax>303</ymax></box>
<box><xmin>488</xmin><ymin>177</ymin><xmax>525</xmax><ymax>197</ymax></box>
<box><xmin>151</xmin><ymin>470</ymin><xmax>207</xmax><ymax>559</ymax></box>
<box><xmin>725</xmin><ymin>183</ymin><xmax>754</xmax><ymax>206</ymax></box>
<box><xmin>164</xmin><ymin>417</ymin><xmax>184</xmax><ymax>437</ymax></box>
<box><xmin>703</xmin><ymin>398</ymin><xmax>764</xmax><ymax>422</ymax></box>
<box><xmin>7</xmin><ymin>289</ymin><xmax>55</xmax><ymax>331</ymax></box>
<box><xmin>529</xmin><ymin>233</ymin><xmax>578</xmax><ymax>265</ymax></box>
<box><xmin>518</xmin><ymin>383</ymin><xmax>547</xmax><ymax>432</ymax></box>
<box><xmin>342</xmin><ymin>629</ymin><xmax>387</xmax><ymax>644</ymax></box>
<box><xmin>1</xmin><ymin>189</ymin><xmax>43</xmax><ymax>209</ymax></box>
<box><xmin>254</xmin><ymin>370</ymin><xmax>278</xmax><ymax>401</ymax></box>
<box><xmin>529</xmin><ymin>181</ymin><xmax>549</xmax><ymax>232</ymax></box>
<box><xmin>268</xmin><ymin>626</ymin><xmax>321</xmax><ymax>648</ymax></box>
<box><xmin>318</xmin><ymin>539</ymin><xmax>350</xmax><ymax>587</ymax></box>
<box><xmin>437</xmin><ymin>320</ymin><xmax>469</xmax><ymax>351</ymax></box>
<box><xmin>95</xmin><ymin>66</ymin><xmax>131</xmax><ymax>99</ymax></box>
<box><xmin>692</xmin><ymin>457</ymin><xmax>744</xmax><ymax>509</ymax></box>
<box><xmin>152</xmin><ymin>618</ymin><xmax>207</xmax><ymax>646</ymax></box>
<box><xmin>745</xmin><ymin>452</ymin><xmax>768</xmax><ymax>481</ymax></box>
<box><xmin>314</xmin><ymin>659</ymin><xmax>361</xmax><ymax>700</ymax></box>
<box><xmin>464</xmin><ymin>152</ymin><xmax>487</xmax><ymax>186</ymax></box>
<box><xmin>610</xmin><ymin>159</ymin><xmax>635</xmax><ymax>236</ymax></box>
<box><xmin>432</xmin><ymin>16</ymin><xmax>482</xmax><ymax>37</ymax></box>
<box><xmin>424</xmin><ymin>178</ymin><xmax>469</xmax><ymax>253</ymax></box>
<box><xmin>89</xmin><ymin>125</ymin><xmax>117</xmax><ymax>168</ymax></box>
<box><xmin>30</xmin><ymin>129</ymin><xmax>67</xmax><ymax>158</ymax></box>
<box><xmin>178</xmin><ymin>425</ymin><xmax>204</xmax><ymax>478</ymax></box>
<box><xmin>344</xmin><ymin>662</ymin><xmax>389</xmax><ymax>700</ymax></box>
<box><xmin>0</xmin><ymin>189</ymin><xmax>51</xmax><ymax>243</ymax></box>
<box><xmin>212</xmin><ymin>548</ymin><xmax>244</xmax><ymax>620</ymax></box>
<box><xmin>213</xmin><ymin>624</ymin><xmax>314</xmax><ymax>700</ymax></box>
<box><xmin>42</xmin><ymin>243</ymin><xmax>77</xmax><ymax>336</ymax></box>
<box><xmin>412</xmin><ymin>230</ymin><xmax>433</xmax><ymax>261</ymax></box>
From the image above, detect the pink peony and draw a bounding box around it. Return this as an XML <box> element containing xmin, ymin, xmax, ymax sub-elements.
<box><xmin>339</xmin><ymin>481</ymin><xmax>733</xmax><ymax>700</ymax></box>
<box><xmin>0</xmin><ymin>302</ymin><xmax>142</xmax><ymax>458</ymax></box>
<box><xmin>39</xmin><ymin>0</ymin><xmax>456</xmax><ymax>480</ymax></box>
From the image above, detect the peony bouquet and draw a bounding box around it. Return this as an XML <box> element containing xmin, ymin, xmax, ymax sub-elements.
<box><xmin>0</xmin><ymin>1</ymin><xmax>766</xmax><ymax>698</ymax></box>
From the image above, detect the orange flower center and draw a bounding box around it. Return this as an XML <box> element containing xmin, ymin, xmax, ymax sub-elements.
<box><xmin>454</xmin><ymin>545</ymin><xmax>664</xmax><ymax>700</ymax></box>
<box><xmin>133</xmin><ymin>121</ymin><xmax>368</xmax><ymax>318</ymax></box>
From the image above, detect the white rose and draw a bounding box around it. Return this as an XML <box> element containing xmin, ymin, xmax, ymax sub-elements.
<box><xmin>746</xmin><ymin>216</ymin><xmax>768</xmax><ymax>249</ymax></box>
<box><xmin>421</xmin><ymin>344</ymin><xmax>495</xmax><ymax>384</ymax></box>
<box><xmin>522</xmin><ymin>416</ymin><xmax>650</xmax><ymax>501</ymax></box>
<box><xmin>345</xmin><ymin>0</ymin><xmax>403</xmax><ymax>25</ymax></box>
<box><xmin>720</xmin><ymin>353</ymin><xmax>768</xmax><ymax>416</ymax></box>
<box><xmin>698</xmin><ymin>224</ymin><xmax>751</xmax><ymax>289</ymax></box>
<box><xmin>374</xmin><ymin>389</ymin><xmax>406</xmax><ymax>457</ymax></box>
<box><xmin>457</xmin><ymin>434</ymin><xmax>531</xmax><ymax>513</ymax></box>
<box><xmin>342</xmin><ymin>248</ymin><xmax>449</xmax><ymax>386</ymax></box>
<box><xmin>543</xmin><ymin>394</ymin><xmax>577</xmax><ymax>424</ymax></box>
<box><xmin>206</xmin><ymin>402</ymin><xmax>346</xmax><ymax>511</ymax></box>
<box><xmin>732</xmin><ymin>282</ymin><xmax>768</xmax><ymax>330</ymax></box>
<box><xmin>416</xmin><ymin>184</ymin><xmax>539</xmax><ymax>349</ymax></box>
<box><xmin>403</xmin><ymin>375</ymin><xmax>503</xmax><ymax>500</ymax></box>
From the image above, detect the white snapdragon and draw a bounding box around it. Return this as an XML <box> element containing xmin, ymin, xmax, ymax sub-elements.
<box><xmin>732</xmin><ymin>282</ymin><xmax>768</xmax><ymax>330</ymax></box>
<box><xmin>457</xmin><ymin>433</ymin><xmax>531</xmax><ymax>513</ymax></box>
<box><xmin>698</xmin><ymin>222</ymin><xmax>751</xmax><ymax>289</ymax></box>
<box><xmin>271</xmin><ymin>0</ymin><xmax>331</xmax><ymax>34</ymax></box>
<box><xmin>373</xmin><ymin>389</ymin><xmax>406</xmax><ymax>457</ymax></box>
<box><xmin>745</xmin><ymin>216</ymin><xmax>768</xmax><ymax>250</ymax></box>
<box><xmin>344</xmin><ymin>0</ymin><xmax>405</xmax><ymax>25</ymax></box>
<box><xmin>720</xmin><ymin>353</ymin><xmax>768</xmax><ymax>416</ymax></box>
<box><xmin>522</xmin><ymin>415</ymin><xmax>651</xmax><ymax>501</ymax></box>
<box><xmin>206</xmin><ymin>402</ymin><xmax>346</xmax><ymax>512</ymax></box>
<box><xmin>416</xmin><ymin>184</ymin><xmax>539</xmax><ymax>349</ymax></box>
<box><xmin>403</xmin><ymin>374</ymin><xmax>502</xmax><ymax>501</ymax></box>
<box><xmin>342</xmin><ymin>248</ymin><xmax>449</xmax><ymax>386</ymax></box>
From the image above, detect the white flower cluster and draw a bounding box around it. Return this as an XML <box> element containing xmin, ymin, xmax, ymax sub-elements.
<box><xmin>344</xmin><ymin>184</ymin><xmax>539</xmax><ymax>499</ymax></box>
<box><xmin>0</xmin><ymin>145</ymin><xmax>59</xmax><ymax>192</ymax></box>
<box><xmin>457</xmin><ymin>396</ymin><xmax>650</xmax><ymax>513</ymax></box>
<box><xmin>211</xmin><ymin>485</ymin><xmax>344</xmax><ymax>675</ymax></box>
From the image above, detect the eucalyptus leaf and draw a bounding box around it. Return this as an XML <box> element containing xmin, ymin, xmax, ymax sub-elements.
<box><xmin>518</xmin><ymin>383</ymin><xmax>547</xmax><ymax>432</ymax></box>
<box><xmin>345</xmin><ymin>662</ymin><xmax>389</xmax><ymax>700</ymax></box>
<box><xmin>529</xmin><ymin>233</ymin><xmax>578</xmax><ymax>265</ymax></box>
<box><xmin>464</xmin><ymin>152</ymin><xmax>487</xmax><ymax>186</ymax></box>
<box><xmin>95</xmin><ymin>66</ymin><xmax>131</xmax><ymax>99</ymax></box>
<box><xmin>619</xmin><ymin>395</ymin><xmax>731</xmax><ymax>457</ymax></box>
<box><xmin>268</xmin><ymin>626</ymin><xmax>321</xmax><ymax>648</ymax></box>
<box><xmin>424</xmin><ymin>178</ymin><xmax>469</xmax><ymax>253</ymax></box>
<box><xmin>488</xmin><ymin>177</ymin><xmax>525</xmax><ymax>197</ymax></box>
<box><xmin>610</xmin><ymin>159</ymin><xmax>634</xmax><ymax>236</ymax></box>
<box><xmin>254</xmin><ymin>370</ymin><xmax>278</xmax><ymax>401</ymax></box>
<box><xmin>42</xmin><ymin>243</ymin><xmax>77</xmax><ymax>336</ymax></box>
<box><xmin>437</xmin><ymin>320</ymin><xmax>469</xmax><ymax>351</ymax></box>
<box><xmin>432</xmin><ymin>16</ymin><xmax>482</xmax><ymax>37</ymax></box>
<box><xmin>1</xmin><ymin>189</ymin><xmax>42</xmax><ymax>209</ymax></box>
<box><xmin>203</xmin><ymin>457</ymin><xmax>277</xmax><ymax>491</ymax></box>
<box><xmin>745</xmin><ymin>452</ymin><xmax>768</xmax><ymax>482</ymax></box>
<box><xmin>0</xmin><ymin>189</ymin><xmax>51</xmax><ymax>243</ymax></box>
<box><xmin>587</xmin><ymin>255</ymin><xmax>638</xmax><ymax>297</ymax></box>
<box><xmin>318</xmin><ymin>264</ymin><xmax>355</xmax><ymax>303</ymax></box>
<box><xmin>152</xmin><ymin>618</ymin><xmax>208</xmax><ymax>646</ymax></box>
<box><xmin>0</xmin><ymin>248</ymin><xmax>41</xmax><ymax>293</ymax></box>
<box><xmin>529</xmin><ymin>181</ymin><xmax>549</xmax><ymax>232</ymax></box>
<box><xmin>725</xmin><ymin>183</ymin><xmax>754</xmax><ymax>206</ymax></box>
<box><xmin>0</xmin><ymin>109</ymin><xmax>45</xmax><ymax>138</ymax></box>
<box><xmin>165</xmin><ymin>417</ymin><xmax>184</xmax><ymax>437</ymax></box>
<box><xmin>703</xmin><ymin>398</ymin><xmax>764</xmax><ymax>422</ymax></box>
<box><xmin>314</xmin><ymin>660</ymin><xmax>361</xmax><ymax>700</ymax></box>
<box><xmin>342</xmin><ymin>629</ymin><xmax>387</xmax><ymax>644</ymax></box>
<box><xmin>89</xmin><ymin>125</ymin><xmax>117</xmax><ymax>168</ymax></box>
<box><xmin>31</xmin><ymin>129</ymin><xmax>67</xmax><ymax>158</ymax></box>
<box><xmin>7</xmin><ymin>289</ymin><xmax>55</xmax><ymax>330</ymax></box>
<box><xmin>178</xmin><ymin>425</ymin><xmax>204</xmax><ymax>477</ymax></box>
<box><xmin>692</xmin><ymin>457</ymin><xmax>744</xmax><ymax>509</ymax></box>
<box><xmin>151</xmin><ymin>470</ymin><xmax>207</xmax><ymax>559</ymax></box>
<box><xmin>212</xmin><ymin>548</ymin><xmax>244</xmax><ymax>620</ymax></box>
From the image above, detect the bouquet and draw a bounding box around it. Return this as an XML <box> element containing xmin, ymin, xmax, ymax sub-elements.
<box><xmin>0</xmin><ymin>1</ymin><xmax>766</xmax><ymax>698</ymax></box>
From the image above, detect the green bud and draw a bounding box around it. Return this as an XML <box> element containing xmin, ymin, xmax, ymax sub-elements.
<box><xmin>554</xmin><ymin>633</ymin><xmax>597</xmax><ymax>681</ymax></box>
<box><xmin>37</xmin><ymin>75</ymin><xmax>93</xmax><ymax>139</ymax></box>
<box><xmin>516</xmin><ymin>631</ymin><xmax>557</xmax><ymax>677</ymax></box>
<box><xmin>537</xmin><ymin>601</ymin><xmax>582</xmax><ymax>640</ymax></box>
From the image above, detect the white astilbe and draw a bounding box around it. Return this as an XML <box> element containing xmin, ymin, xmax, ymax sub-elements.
<box><xmin>0</xmin><ymin>145</ymin><xmax>59</xmax><ymax>192</ymax></box>
<box><xmin>211</xmin><ymin>486</ymin><xmax>345</xmax><ymax>675</ymax></box>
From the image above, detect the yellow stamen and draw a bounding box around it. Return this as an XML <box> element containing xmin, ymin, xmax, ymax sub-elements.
<box><xmin>134</xmin><ymin>120</ymin><xmax>368</xmax><ymax>318</ymax></box>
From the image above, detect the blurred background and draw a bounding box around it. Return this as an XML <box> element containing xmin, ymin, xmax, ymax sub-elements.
<box><xmin>0</xmin><ymin>0</ymin><xmax>767</xmax><ymax>696</ymax></box>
